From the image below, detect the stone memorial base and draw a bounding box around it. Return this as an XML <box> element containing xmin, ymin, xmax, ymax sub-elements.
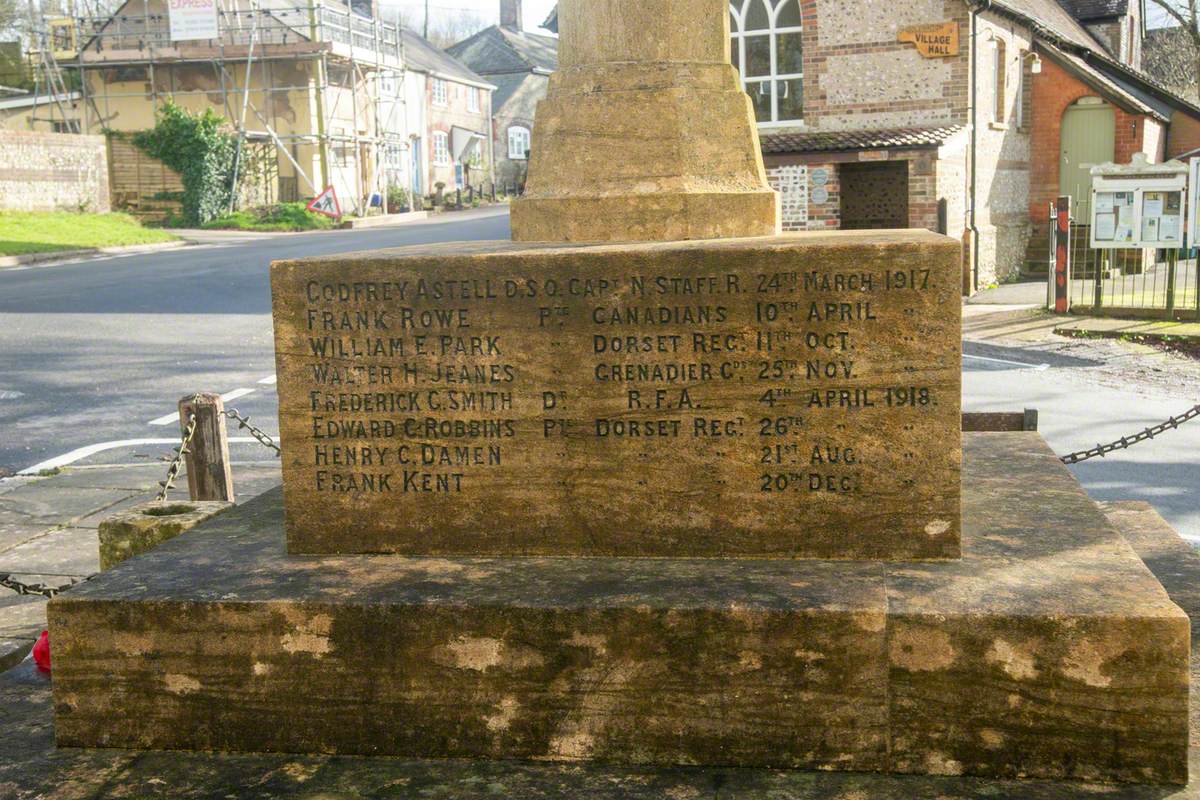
<box><xmin>48</xmin><ymin>434</ymin><xmax>1188</xmax><ymax>784</ymax></box>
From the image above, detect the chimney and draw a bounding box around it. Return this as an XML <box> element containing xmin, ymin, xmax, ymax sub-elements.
<box><xmin>500</xmin><ymin>0</ymin><xmax>522</xmax><ymax>30</ymax></box>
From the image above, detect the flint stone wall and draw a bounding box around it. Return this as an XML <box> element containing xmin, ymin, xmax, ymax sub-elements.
<box><xmin>0</xmin><ymin>130</ymin><xmax>110</xmax><ymax>213</ymax></box>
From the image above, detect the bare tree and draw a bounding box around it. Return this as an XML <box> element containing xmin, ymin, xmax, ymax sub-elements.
<box><xmin>0</xmin><ymin>0</ymin><xmax>19</xmax><ymax>35</ymax></box>
<box><xmin>1147</xmin><ymin>0</ymin><xmax>1200</xmax><ymax>99</ymax></box>
<box><xmin>424</xmin><ymin>9</ymin><xmax>489</xmax><ymax>48</ymax></box>
<box><xmin>380</xmin><ymin>2</ymin><xmax>489</xmax><ymax>46</ymax></box>
<box><xmin>1145</xmin><ymin>25</ymin><xmax>1199</xmax><ymax>100</ymax></box>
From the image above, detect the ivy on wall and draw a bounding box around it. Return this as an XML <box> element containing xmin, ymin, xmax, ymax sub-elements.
<box><xmin>131</xmin><ymin>102</ymin><xmax>237</xmax><ymax>226</ymax></box>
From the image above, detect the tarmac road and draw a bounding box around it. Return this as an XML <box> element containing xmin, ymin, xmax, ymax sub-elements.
<box><xmin>0</xmin><ymin>207</ymin><xmax>510</xmax><ymax>475</ymax></box>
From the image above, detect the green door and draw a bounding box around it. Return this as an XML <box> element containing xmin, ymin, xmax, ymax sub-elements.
<box><xmin>1060</xmin><ymin>101</ymin><xmax>1115</xmax><ymax>207</ymax></box>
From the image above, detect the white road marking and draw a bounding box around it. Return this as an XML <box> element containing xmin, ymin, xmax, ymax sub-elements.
<box><xmin>219</xmin><ymin>387</ymin><xmax>257</xmax><ymax>403</ymax></box>
<box><xmin>147</xmin><ymin>387</ymin><xmax>257</xmax><ymax>426</ymax></box>
<box><xmin>258</xmin><ymin>374</ymin><xmax>277</xmax><ymax>385</ymax></box>
<box><xmin>964</xmin><ymin>353</ymin><xmax>1050</xmax><ymax>371</ymax></box>
<box><xmin>19</xmin><ymin>436</ymin><xmax>274</xmax><ymax>475</ymax></box>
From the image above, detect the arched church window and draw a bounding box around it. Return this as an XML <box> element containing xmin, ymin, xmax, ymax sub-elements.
<box><xmin>729</xmin><ymin>0</ymin><xmax>804</xmax><ymax>125</ymax></box>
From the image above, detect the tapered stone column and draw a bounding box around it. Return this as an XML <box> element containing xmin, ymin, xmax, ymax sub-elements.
<box><xmin>510</xmin><ymin>0</ymin><xmax>780</xmax><ymax>242</ymax></box>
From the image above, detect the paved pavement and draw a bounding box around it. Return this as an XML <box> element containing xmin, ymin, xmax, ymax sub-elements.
<box><xmin>965</xmin><ymin>279</ymin><xmax>1046</xmax><ymax>305</ymax></box>
<box><xmin>0</xmin><ymin>207</ymin><xmax>509</xmax><ymax>475</ymax></box>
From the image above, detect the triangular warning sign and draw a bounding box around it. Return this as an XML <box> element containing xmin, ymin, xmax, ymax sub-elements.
<box><xmin>307</xmin><ymin>186</ymin><xmax>342</xmax><ymax>219</ymax></box>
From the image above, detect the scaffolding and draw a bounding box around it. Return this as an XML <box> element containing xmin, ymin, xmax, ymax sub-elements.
<box><xmin>47</xmin><ymin>0</ymin><xmax>412</xmax><ymax>215</ymax></box>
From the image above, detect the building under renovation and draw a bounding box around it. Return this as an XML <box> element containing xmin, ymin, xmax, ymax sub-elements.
<box><xmin>61</xmin><ymin>0</ymin><xmax>420</xmax><ymax>216</ymax></box>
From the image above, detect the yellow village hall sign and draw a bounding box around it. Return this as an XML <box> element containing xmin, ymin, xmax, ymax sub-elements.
<box><xmin>898</xmin><ymin>22</ymin><xmax>960</xmax><ymax>58</ymax></box>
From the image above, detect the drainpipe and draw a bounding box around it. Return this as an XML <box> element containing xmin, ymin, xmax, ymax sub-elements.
<box><xmin>968</xmin><ymin>1</ymin><xmax>986</xmax><ymax>294</ymax></box>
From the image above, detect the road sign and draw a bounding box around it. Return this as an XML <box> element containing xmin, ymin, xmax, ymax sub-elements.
<box><xmin>307</xmin><ymin>186</ymin><xmax>341</xmax><ymax>219</ymax></box>
<box><xmin>168</xmin><ymin>0</ymin><xmax>218</xmax><ymax>42</ymax></box>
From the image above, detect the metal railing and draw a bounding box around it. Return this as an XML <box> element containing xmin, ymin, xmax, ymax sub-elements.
<box><xmin>1050</xmin><ymin>196</ymin><xmax>1200</xmax><ymax>320</ymax></box>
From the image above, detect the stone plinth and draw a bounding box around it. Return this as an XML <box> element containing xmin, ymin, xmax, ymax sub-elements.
<box><xmin>48</xmin><ymin>434</ymin><xmax>1189</xmax><ymax>784</ymax></box>
<box><xmin>509</xmin><ymin>0</ymin><xmax>779</xmax><ymax>242</ymax></box>
<box><xmin>270</xmin><ymin>230</ymin><xmax>962</xmax><ymax>559</ymax></box>
<box><xmin>98</xmin><ymin>500</ymin><xmax>232</xmax><ymax>570</ymax></box>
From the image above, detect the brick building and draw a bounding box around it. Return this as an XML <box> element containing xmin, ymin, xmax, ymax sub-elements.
<box><xmin>544</xmin><ymin>0</ymin><xmax>1200</xmax><ymax>290</ymax></box>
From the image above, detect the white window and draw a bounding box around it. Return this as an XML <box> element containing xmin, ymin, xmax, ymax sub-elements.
<box><xmin>730</xmin><ymin>0</ymin><xmax>803</xmax><ymax>125</ymax></box>
<box><xmin>380</xmin><ymin>70</ymin><xmax>398</xmax><ymax>97</ymax></box>
<box><xmin>384</xmin><ymin>142</ymin><xmax>406</xmax><ymax>167</ymax></box>
<box><xmin>467</xmin><ymin>86</ymin><xmax>480</xmax><ymax>112</ymax></box>
<box><xmin>993</xmin><ymin>39</ymin><xmax>1007</xmax><ymax>124</ymax></box>
<box><xmin>433</xmin><ymin>131</ymin><xmax>450</xmax><ymax>164</ymax></box>
<box><xmin>432</xmin><ymin>78</ymin><xmax>448</xmax><ymax>106</ymax></box>
<box><xmin>332</xmin><ymin>127</ymin><xmax>353</xmax><ymax>167</ymax></box>
<box><xmin>508</xmin><ymin>126</ymin><xmax>531</xmax><ymax>160</ymax></box>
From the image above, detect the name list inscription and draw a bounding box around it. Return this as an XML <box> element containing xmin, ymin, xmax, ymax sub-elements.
<box><xmin>273</xmin><ymin>238</ymin><xmax>961</xmax><ymax>557</ymax></box>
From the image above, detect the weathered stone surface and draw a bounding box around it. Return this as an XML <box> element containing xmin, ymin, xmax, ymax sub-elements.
<box><xmin>271</xmin><ymin>230</ymin><xmax>962</xmax><ymax>558</ymax></box>
<box><xmin>97</xmin><ymin>501</ymin><xmax>233</xmax><ymax>570</ymax></box>
<box><xmin>509</xmin><ymin>0</ymin><xmax>779</xmax><ymax>242</ymax></box>
<box><xmin>3</xmin><ymin>645</ymin><xmax>1197</xmax><ymax>800</ymax></box>
<box><xmin>48</xmin><ymin>434</ymin><xmax>1188</xmax><ymax>783</ymax></box>
<box><xmin>1101</xmin><ymin>500</ymin><xmax>1200</xmax><ymax>754</ymax></box>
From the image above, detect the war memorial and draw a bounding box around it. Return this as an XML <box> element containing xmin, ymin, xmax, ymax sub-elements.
<box><xmin>45</xmin><ymin>0</ymin><xmax>1188</xmax><ymax>788</ymax></box>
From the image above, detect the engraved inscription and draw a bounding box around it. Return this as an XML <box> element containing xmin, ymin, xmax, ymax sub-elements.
<box><xmin>271</xmin><ymin>235</ymin><xmax>962</xmax><ymax>558</ymax></box>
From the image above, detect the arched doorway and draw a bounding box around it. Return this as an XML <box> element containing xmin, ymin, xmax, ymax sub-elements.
<box><xmin>1059</xmin><ymin>98</ymin><xmax>1115</xmax><ymax>207</ymax></box>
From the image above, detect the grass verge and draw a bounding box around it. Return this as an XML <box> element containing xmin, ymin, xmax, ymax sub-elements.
<box><xmin>0</xmin><ymin>211</ymin><xmax>179</xmax><ymax>256</ymax></box>
<box><xmin>202</xmin><ymin>203</ymin><xmax>335</xmax><ymax>232</ymax></box>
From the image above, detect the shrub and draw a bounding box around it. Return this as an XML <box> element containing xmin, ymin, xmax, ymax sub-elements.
<box><xmin>202</xmin><ymin>202</ymin><xmax>334</xmax><ymax>232</ymax></box>
<box><xmin>386</xmin><ymin>185</ymin><xmax>410</xmax><ymax>213</ymax></box>
<box><xmin>132</xmin><ymin>102</ymin><xmax>237</xmax><ymax>226</ymax></box>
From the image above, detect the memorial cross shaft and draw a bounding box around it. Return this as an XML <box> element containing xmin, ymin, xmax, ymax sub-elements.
<box><xmin>510</xmin><ymin>0</ymin><xmax>781</xmax><ymax>243</ymax></box>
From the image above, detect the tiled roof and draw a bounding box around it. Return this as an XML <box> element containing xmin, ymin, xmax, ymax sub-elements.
<box><xmin>1057</xmin><ymin>0</ymin><xmax>1129</xmax><ymax>21</ymax></box>
<box><xmin>759</xmin><ymin>126</ymin><xmax>965</xmax><ymax>154</ymax></box>
<box><xmin>447</xmin><ymin>25</ymin><xmax>558</xmax><ymax>76</ymax></box>
<box><xmin>488</xmin><ymin>71</ymin><xmax>540</xmax><ymax>110</ymax></box>
<box><xmin>401</xmin><ymin>29</ymin><xmax>490</xmax><ymax>87</ymax></box>
<box><xmin>990</xmin><ymin>0</ymin><xmax>1104</xmax><ymax>50</ymax></box>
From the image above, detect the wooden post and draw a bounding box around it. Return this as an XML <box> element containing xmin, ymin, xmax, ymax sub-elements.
<box><xmin>178</xmin><ymin>393</ymin><xmax>234</xmax><ymax>502</ymax></box>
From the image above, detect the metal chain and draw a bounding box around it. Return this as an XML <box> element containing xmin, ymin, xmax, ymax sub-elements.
<box><xmin>156</xmin><ymin>412</ymin><xmax>198</xmax><ymax>502</ymax></box>
<box><xmin>222</xmin><ymin>408</ymin><xmax>282</xmax><ymax>456</ymax></box>
<box><xmin>0</xmin><ymin>572</ymin><xmax>85</xmax><ymax>598</ymax></box>
<box><xmin>1060</xmin><ymin>404</ymin><xmax>1200</xmax><ymax>465</ymax></box>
